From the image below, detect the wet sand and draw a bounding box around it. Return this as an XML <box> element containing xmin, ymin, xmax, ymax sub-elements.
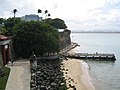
<box><xmin>62</xmin><ymin>50</ymin><xmax>95</xmax><ymax>90</ymax></box>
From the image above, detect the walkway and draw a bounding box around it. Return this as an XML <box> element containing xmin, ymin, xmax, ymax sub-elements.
<box><xmin>5</xmin><ymin>59</ymin><xmax>31</xmax><ymax>90</ymax></box>
<box><xmin>63</xmin><ymin>53</ymin><xmax>116</xmax><ymax>60</ymax></box>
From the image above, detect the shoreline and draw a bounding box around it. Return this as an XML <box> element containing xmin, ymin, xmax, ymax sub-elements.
<box><xmin>62</xmin><ymin>49</ymin><xmax>95</xmax><ymax>90</ymax></box>
<box><xmin>79</xmin><ymin>60</ymin><xmax>95</xmax><ymax>90</ymax></box>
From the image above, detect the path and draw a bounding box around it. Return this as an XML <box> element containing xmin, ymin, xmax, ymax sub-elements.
<box><xmin>5</xmin><ymin>59</ymin><xmax>31</xmax><ymax>90</ymax></box>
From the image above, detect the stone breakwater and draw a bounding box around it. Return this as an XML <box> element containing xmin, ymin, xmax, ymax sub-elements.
<box><xmin>30</xmin><ymin>59</ymin><xmax>67</xmax><ymax>90</ymax></box>
<box><xmin>30</xmin><ymin>42</ymin><xmax>79</xmax><ymax>90</ymax></box>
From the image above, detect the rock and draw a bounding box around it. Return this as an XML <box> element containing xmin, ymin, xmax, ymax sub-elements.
<box><xmin>40</xmin><ymin>85</ymin><xmax>46</xmax><ymax>90</ymax></box>
<box><xmin>73</xmin><ymin>86</ymin><xmax>77</xmax><ymax>90</ymax></box>
<box><xmin>60</xmin><ymin>83</ymin><xmax>65</xmax><ymax>86</ymax></box>
<box><xmin>66</xmin><ymin>69</ymin><xmax>68</xmax><ymax>71</ymax></box>
<box><xmin>30</xmin><ymin>58</ymin><xmax>66</xmax><ymax>89</ymax></box>
<box><xmin>31</xmin><ymin>73</ymin><xmax>35</xmax><ymax>77</ymax></box>
<box><xmin>36</xmin><ymin>71</ymin><xmax>41</xmax><ymax>74</ymax></box>
<box><xmin>30</xmin><ymin>79</ymin><xmax>35</xmax><ymax>84</ymax></box>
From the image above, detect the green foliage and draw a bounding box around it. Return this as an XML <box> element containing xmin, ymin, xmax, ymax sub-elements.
<box><xmin>43</xmin><ymin>18</ymin><xmax>67</xmax><ymax>29</ymax></box>
<box><xmin>13</xmin><ymin>21</ymin><xmax>59</xmax><ymax>58</ymax></box>
<box><xmin>64</xmin><ymin>29</ymin><xmax>71</xmax><ymax>34</ymax></box>
<box><xmin>0</xmin><ymin>27</ymin><xmax>7</xmax><ymax>35</ymax></box>
<box><xmin>0</xmin><ymin>67</ymin><xmax>10</xmax><ymax>90</ymax></box>
<box><xmin>4</xmin><ymin>17</ymin><xmax>23</xmax><ymax>36</ymax></box>
<box><xmin>2</xmin><ymin>17</ymin><xmax>67</xmax><ymax>36</ymax></box>
<box><xmin>2</xmin><ymin>17</ymin><xmax>67</xmax><ymax>58</ymax></box>
<box><xmin>0</xmin><ymin>18</ymin><xmax>3</xmax><ymax>24</ymax></box>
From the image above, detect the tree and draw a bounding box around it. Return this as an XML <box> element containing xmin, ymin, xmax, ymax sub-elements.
<box><xmin>4</xmin><ymin>17</ymin><xmax>22</xmax><ymax>36</ymax></box>
<box><xmin>13</xmin><ymin>9</ymin><xmax>17</xmax><ymax>18</ymax></box>
<box><xmin>38</xmin><ymin>9</ymin><xmax>42</xmax><ymax>21</ymax></box>
<box><xmin>13</xmin><ymin>21</ymin><xmax>59</xmax><ymax>58</ymax></box>
<box><xmin>44</xmin><ymin>10</ymin><xmax>51</xmax><ymax>18</ymax></box>
<box><xmin>38</xmin><ymin>9</ymin><xmax>51</xmax><ymax>19</ymax></box>
<box><xmin>0</xmin><ymin>27</ymin><xmax>7</xmax><ymax>35</ymax></box>
<box><xmin>38</xmin><ymin>9</ymin><xmax>42</xmax><ymax>13</ymax></box>
<box><xmin>43</xmin><ymin>18</ymin><xmax>67</xmax><ymax>29</ymax></box>
<box><xmin>0</xmin><ymin>18</ymin><xmax>5</xmax><ymax>34</ymax></box>
<box><xmin>52</xmin><ymin>18</ymin><xmax>67</xmax><ymax>29</ymax></box>
<box><xmin>45</xmin><ymin>10</ymin><xmax>48</xmax><ymax>14</ymax></box>
<box><xmin>48</xmin><ymin>14</ymin><xmax>51</xmax><ymax>17</ymax></box>
<box><xmin>0</xmin><ymin>18</ymin><xmax>3</xmax><ymax>24</ymax></box>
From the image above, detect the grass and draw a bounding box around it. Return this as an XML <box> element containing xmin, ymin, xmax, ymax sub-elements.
<box><xmin>0</xmin><ymin>67</ymin><xmax>10</xmax><ymax>90</ymax></box>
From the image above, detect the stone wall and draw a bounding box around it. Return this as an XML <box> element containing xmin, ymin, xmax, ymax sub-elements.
<box><xmin>59</xmin><ymin>29</ymin><xmax>71</xmax><ymax>50</ymax></box>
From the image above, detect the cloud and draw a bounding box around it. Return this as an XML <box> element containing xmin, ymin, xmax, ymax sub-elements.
<box><xmin>65</xmin><ymin>0</ymin><xmax>120</xmax><ymax>31</ymax></box>
<box><xmin>0</xmin><ymin>0</ymin><xmax>120</xmax><ymax>31</ymax></box>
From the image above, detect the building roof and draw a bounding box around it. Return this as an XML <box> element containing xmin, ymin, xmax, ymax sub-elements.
<box><xmin>0</xmin><ymin>35</ymin><xmax>9</xmax><ymax>41</ymax></box>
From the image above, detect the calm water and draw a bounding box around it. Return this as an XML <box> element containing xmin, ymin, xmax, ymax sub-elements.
<box><xmin>71</xmin><ymin>33</ymin><xmax>120</xmax><ymax>90</ymax></box>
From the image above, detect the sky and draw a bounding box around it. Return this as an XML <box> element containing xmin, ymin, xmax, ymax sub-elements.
<box><xmin>0</xmin><ymin>0</ymin><xmax>120</xmax><ymax>31</ymax></box>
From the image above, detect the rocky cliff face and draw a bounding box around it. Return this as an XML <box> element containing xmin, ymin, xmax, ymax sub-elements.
<box><xmin>59</xmin><ymin>29</ymin><xmax>71</xmax><ymax>50</ymax></box>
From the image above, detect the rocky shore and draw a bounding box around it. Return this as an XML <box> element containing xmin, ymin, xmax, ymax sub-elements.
<box><xmin>30</xmin><ymin>42</ymin><xmax>94</xmax><ymax>90</ymax></box>
<box><xmin>30</xmin><ymin>58</ymin><xmax>68</xmax><ymax>90</ymax></box>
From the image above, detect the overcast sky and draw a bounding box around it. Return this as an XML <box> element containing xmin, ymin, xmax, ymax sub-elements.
<box><xmin>0</xmin><ymin>0</ymin><xmax>120</xmax><ymax>31</ymax></box>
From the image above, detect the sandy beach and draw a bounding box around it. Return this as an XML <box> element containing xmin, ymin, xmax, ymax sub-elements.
<box><xmin>62</xmin><ymin>50</ymin><xmax>95</xmax><ymax>90</ymax></box>
<box><xmin>62</xmin><ymin>59</ymin><xmax>95</xmax><ymax>90</ymax></box>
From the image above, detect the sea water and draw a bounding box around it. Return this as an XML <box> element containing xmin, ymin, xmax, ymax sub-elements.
<box><xmin>71</xmin><ymin>33</ymin><xmax>120</xmax><ymax>90</ymax></box>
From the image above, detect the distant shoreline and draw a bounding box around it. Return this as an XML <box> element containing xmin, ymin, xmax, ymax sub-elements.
<box><xmin>71</xmin><ymin>32</ymin><xmax>120</xmax><ymax>33</ymax></box>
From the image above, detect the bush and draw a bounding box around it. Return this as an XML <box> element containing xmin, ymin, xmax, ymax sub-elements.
<box><xmin>13</xmin><ymin>21</ymin><xmax>59</xmax><ymax>58</ymax></box>
<box><xmin>0</xmin><ymin>67</ymin><xmax>10</xmax><ymax>90</ymax></box>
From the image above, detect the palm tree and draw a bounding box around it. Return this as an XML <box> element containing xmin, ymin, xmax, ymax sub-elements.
<box><xmin>38</xmin><ymin>9</ymin><xmax>42</xmax><ymax>21</ymax></box>
<box><xmin>38</xmin><ymin>9</ymin><xmax>42</xmax><ymax>13</ymax></box>
<box><xmin>13</xmin><ymin>9</ymin><xmax>17</xmax><ymax>18</ymax></box>
<box><xmin>45</xmin><ymin>10</ymin><xmax>48</xmax><ymax>14</ymax></box>
<box><xmin>48</xmin><ymin>14</ymin><xmax>51</xmax><ymax>17</ymax></box>
<box><xmin>44</xmin><ymin>10</ymin><xmax>48</xmax><ymax>19</ymax></box>
<box><xmin>38</xmin><ymin>9</ymin><xmax>50</xmax><ymax>19</ymax></box>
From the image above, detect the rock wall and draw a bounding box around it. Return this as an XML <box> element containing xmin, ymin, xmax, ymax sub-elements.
<box><xmin>59</xmin><ymin>29</ymin><xmax>71</xmax><ymax>50</ymax></box>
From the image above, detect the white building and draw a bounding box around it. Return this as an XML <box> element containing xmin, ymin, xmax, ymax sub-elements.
<box><xmin>21</xmin><ymin>14</ymin><xmax>42</xmax><ymax>21</ymax></box>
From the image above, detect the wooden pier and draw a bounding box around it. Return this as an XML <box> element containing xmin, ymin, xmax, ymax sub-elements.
<box><xmin>63</xmin><ymin>52</ymin><xmax>116</xmax><ymax>60</ymax></box>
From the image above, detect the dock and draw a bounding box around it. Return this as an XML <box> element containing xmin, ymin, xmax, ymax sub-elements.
<box><xmin>62</xmin><ymin>52</ymin><xmax>116</xmax><ymax>60</ymax></box>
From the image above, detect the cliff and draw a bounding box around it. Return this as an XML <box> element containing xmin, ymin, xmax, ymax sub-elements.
<box><xmin>59</xmin><ymin>29</ymin><xmax>71</xmax><ymax>50</ymax></box>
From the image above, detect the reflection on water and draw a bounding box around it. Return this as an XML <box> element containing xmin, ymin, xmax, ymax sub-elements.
<box><xmin>86</xmin><ymin>60</ymin><xmax>120</xmax><ymax>90</ymax></box>
<box><xmin>71</xmin><ymin>33</ymin><xmax>120</xmax><ymax>90</ymax></box>
<box><xmin>86</xmin><ymin>60</ymin><xmax>115</xmax><ymax>66</ymax></box>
